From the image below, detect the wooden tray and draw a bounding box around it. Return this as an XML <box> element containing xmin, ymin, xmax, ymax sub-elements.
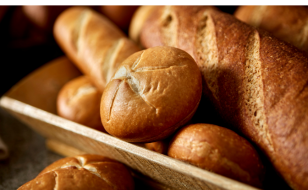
<box><xmin>0</xmin><ymin>56</ymin><xmax>259</xmax><ymax>190</ymax></box>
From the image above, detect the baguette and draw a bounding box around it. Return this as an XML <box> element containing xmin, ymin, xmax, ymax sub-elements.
<box><xmin>54</xmin><ymin>7</ymin><xmax>140</xmax><ymax>92</ymax></box>
<box><xmin>234</xmin><ymin>6</ymin><xmax>308</xmax><ymax>54</ymax></box>
<box><xmin>136</xmin><ymin>6</ymin><xmax>308</xmax><ymax>190</ymax></box>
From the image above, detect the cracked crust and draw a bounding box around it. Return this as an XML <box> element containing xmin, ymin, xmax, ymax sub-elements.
<box><xmin>168</xmin><ymin>123</ymin><xmax>265</xmax><ymax>187</ymax></box>
<box><xmin>100</xmin><ymin>46</ymin><xmax>202</xmax><ymax>142</ymax></box>
<box><xmin>18</xmin><ymin>155</ymin><xmax>134</xmax><ymax>190</ymax></box>
<box><xmin>136</xmin><ymin>6</ymin><xmax>308</xmax><ymax>189</ymax></box>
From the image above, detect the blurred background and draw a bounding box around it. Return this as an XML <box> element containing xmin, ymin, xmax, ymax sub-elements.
<box><xmin>0</xmin><ymin>6</ymin><xmax>238</xmax><ymax>96</ymax></box>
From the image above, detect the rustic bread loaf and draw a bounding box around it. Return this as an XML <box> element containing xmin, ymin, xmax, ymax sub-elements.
<box><xmin>18</xmin><ymin>154</ymin><xmax>134</xmax><ymax>190</ymax></box>
<box><xmin>168</xmin><ymin>123</ymin><xmax>265</xmax><ymax>187</ymax></box>
<box><xmin>100</xmin><ymin>46</ymin><xmax>202</xmax><ymax>142</ymax></box>
<box><xmin>54</xmin><ymin>6</ymin><xmax>140</xmax><ymax>92</ymax></box>
<box><xmin>234</xmin><ymin>6</ymin><xmax>308</xmax><ymax>54</ymax></box>
<box><xmin>136</xmin><ymin>6</ymin><xmax>308</xmax><ymax>190</ymax></box>
<box><xmin>57</xmin><ymin>75</ymin><xmax>105</xmax><ymax>132</ymax></box>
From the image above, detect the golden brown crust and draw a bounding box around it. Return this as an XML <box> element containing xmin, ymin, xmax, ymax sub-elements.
<box><xmin>235</xmin><ymin>6</ymin><xmax>308</xmax><ymax>53</ymax></box>
<box><xmin>139</xmin><ymin>6</ymin><xmax>217</xmax><ymax>60</ymax></box>
<box><xmin>57</xmin><ymin>75</ymin><xmax>105</xmax><ymax>132</ymax></box>
<box><xmin>205</xmin><ymin>10</ymin><xmax>308</xmax><ymax>190</ymax></box>
<box><xmin>100</xmin><ymin>46</ymin><xmax>202</xmax><ymax>142</ymax></box>
<box><xmin>168</xmin><ymin>123</ymin><xmax>265</xmax><ymax>187</ymax></box>
<box><xmin>137</xmin><ymin>6</ymin><xmax>308</xmax><ymax>189</ymax></box>
<box><xmin>54</xmin><ymin>6</ymin><xmax>140</xmax><ymax>92</ymax></box>
<box><xmin>18</xmin><ymin>154</ymin><xmax>134</xmax><ymax>190</ymax></box>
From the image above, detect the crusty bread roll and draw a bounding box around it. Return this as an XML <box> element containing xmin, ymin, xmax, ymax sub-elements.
<box><xmin>168</xmin><ymin>123</ymin><xmax>265</xmax><ymax>187</ymax></box>
<box><xmin>100</xmin><ymin>46</ymin><xmax>202</xmax><ymax>142</ymax></box>
<box><xmin>234</xmin><ymin>6</ymin><xmax>308</xmax><ymax>54</ymax></box>
<box><xmin>134</xmin><ymin>6</ymin><xmax>308</xmax><ymax>190</ymax></box>
<box><xmin>54</xmin><ymin>6</ymin><xmax>140</xmax><ymax>92</ymax></box>
<box><xmin>57</xmin><ymin>75</ymin><xmax>105</xmax><ymax>132</ymax></box>
<box><xmin>18</xmin><ymin>154</ymin><xmax>134</xmax><ymax>190</ymax></box>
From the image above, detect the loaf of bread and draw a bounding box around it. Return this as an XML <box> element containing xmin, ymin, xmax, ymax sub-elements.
<box><xmin>234</xmin><ymin>6</ymin><xmax>308</xmax><ymax>54</ymax></box>
<box><xmin>57</xmin><ymin>75</ymin><xmax>105</xmax><ymax>132</ymax></box>
<box><xmin>54</xmin><ymin>6</ymin><xmax>140</xmax><ymax>92</ymax></box>
<box><xmin>135</xmin><ymin>6</ymin><xmax>308</xmax><ymax>190</ymax></box>
<box><xmin>100</xmin><ymin>46</ymin><xmax>202</xmax><ymax>142</ymax></box>
<box><xmin>18</xmin><ymin>154</ymin><xmax>134</xmax><ymax>190</ymax></box>
<box><xmin>168</xmin><ymin>123</ymin><xmax>265</xmax><ymax>187</ymax></box>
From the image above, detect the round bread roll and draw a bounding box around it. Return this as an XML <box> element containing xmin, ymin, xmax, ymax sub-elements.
<box><xmin>100</xmin><ymin>46</ymin><xmax>202</xmax><ymax>142</ymax></box>
<box><xmin>57</xmin><ymin>76</ymin><xmax>105</xmax><ymax>132</ymax></box>
<box><xmin>168</xmin><ymin>123</ymin><xmax>265</xmax><ymax>187</ymax></box>
<box><xmin>18</xmin><ymin>154</ymin><xmax>134</xmax><ymax>190</ymax></box>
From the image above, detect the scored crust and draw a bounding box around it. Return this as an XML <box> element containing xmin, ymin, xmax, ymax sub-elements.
<box><xmin>18</xmin><ymin>155</ymin><xmax>134</xmax><ymax>190</ymax></box>
<box><xmin>100</xmin><ymin>46</ymin><xmax>202</xmax><ymax>142</ymax></box>
<box><xmin>54</xmin><ymin>7</ymin><xmax>140</xmax><ymax>92</ymax></box>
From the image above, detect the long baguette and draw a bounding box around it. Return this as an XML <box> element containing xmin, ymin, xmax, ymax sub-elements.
<box><xmin>54</xmin><ymin>7</ymin><xmax>140</xmax><ymax>92</ymax></box>
<box><xmin>135</xmin><ymin>6</ymin><xmax>308</xmax><ymax>190</ymax></box>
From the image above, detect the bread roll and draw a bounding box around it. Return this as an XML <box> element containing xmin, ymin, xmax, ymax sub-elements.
<box><xmin>100</xmin><ymin>46</ymin><xmax>202</xmax><ymax>142</ymax></box>
<box><xmin>168</xmin><ymin>123</ymin><xmax>265</xmax><ymax>187</ymax></box>
<box><xmin>135</xmin><ymin>6</ymin><xmax>308</xmax><ymax>190</ymax></box>
<box><xmin>234</xmin><ymin>6</ymin><xmax>308</xmax><ymax>54</ymax></box>
<box><xmin>54</xmin><ymin>6</ymin><xmax>140</xmax><ymax>92</ymax></box>
<box><xmin>57</xmin><ymin>75</ymin><xmax>105</xmax><ymax>132</ymax></box>
<box><xmin>18</xmin><ymin>154</ymin><xmax>134</xmax><ymax>190</ymax></box>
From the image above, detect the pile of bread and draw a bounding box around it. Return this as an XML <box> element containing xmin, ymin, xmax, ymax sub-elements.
<box><xmin>19</xmin><ymin>6</ymin><xmax>308</xmax><ymax>190</ymax></box>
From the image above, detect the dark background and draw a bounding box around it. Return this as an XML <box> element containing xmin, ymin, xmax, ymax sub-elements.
<box><xmin>0</xmin><ymin>6</ymin><xmax>238</xmax><ymax>97</ymax></box>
